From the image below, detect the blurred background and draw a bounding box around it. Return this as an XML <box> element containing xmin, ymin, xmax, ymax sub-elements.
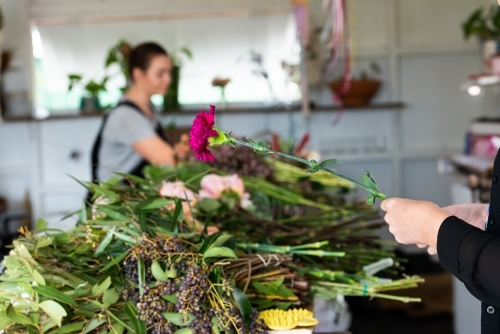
<box><xmin>1</xmin><ymin>0</ymin><xmax>500</xmax><ymax>333</ymax></box>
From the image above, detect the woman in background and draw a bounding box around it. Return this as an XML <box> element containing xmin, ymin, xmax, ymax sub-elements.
<box><xmin>91</xmin><ymin>42</ymin><xmax>177</xmax><ymax>183</ymax></box>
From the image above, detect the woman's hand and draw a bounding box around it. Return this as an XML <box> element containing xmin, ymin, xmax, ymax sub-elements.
<box><xmin>380</xmin><ymin>198</ymin><xmax>451</xmax><ymax>249</ymax></box>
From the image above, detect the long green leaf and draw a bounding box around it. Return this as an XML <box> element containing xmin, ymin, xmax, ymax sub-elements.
<box><xmin>94</xmin><ymin>227</ymin><xmax>115</xmax><ymax>256</ymax></box>
<box><xmin>91</xmin><ymin>276</ymin><xmax>111</xmax><ymax>296</ymax></box>
<box><xmin>83</xmin><ymin>317</ymin><xmax>107</xmax><ymax>333</ymax></box>
<box><xmin>124</xmin><ymin>301</ymin><xmax>146</xmax><ymax>334</ymax></box>
<box><xmin>103</xmin><ymin>289</ymin><xmax>120</xmax><ymax>307</ymax></box>
<box><xmin>162</xmin><ymin>312</ymin><xmax>195</xmax><ymax>326</ymax></box>
<box><xmin>6</xmin><ymin>303</ymin><xmax>33</xmax><ymax>325</ymax></box>
<box><xmin>0</xmin><ymin>310</ymin><xmax>14</xmax><ymax>330</ymax></box>
<box><xmin>138</xmin><ymin>259</ymin><xmax>145</xmax><ymax>295</ymax></box>
<box><xmin>33</xmin><ymin>286</ymin><xmax>77</xmax><ymax>306</ymax></box>
<box><xmin>38</xmin><ymin>300</ymin><xmax>67</xmax><ymax>328</ymax></box>
<box><xmin>203</xmin><ymin>247</ymin><xmax>237</xmax><ymax>260</ymax></box>
<box><xmin>210</xmin><ymin>234</ymin><xmax>234</xmax><ymax>249</ymax></box>
<box><xmin>136</xmin><ymin>198</ymin><xmax>171</xmax><ymax>211</ymax></box>
<box><xmin>232</xmin><ymin>288</ymin><xmax>252</xmax><ymax>330</ymax></box>
<box><xmin>99</xmin><ymin>207</ymin><xmax>128</xmax><ymax>221</ymax></box>
<box><xmin>99</xmin><ymin>251</ymin><xmax>129</xmax><ymax>273</ymax></box>
<box><xmin>106</xmin><ymin>309</ymin><xmax>135</xmax><ymax>332</ymax></box>
<box><xmin>49</xmin><ymin>321</ymin><xmax>86</xmax><ymax>334</ymax></box>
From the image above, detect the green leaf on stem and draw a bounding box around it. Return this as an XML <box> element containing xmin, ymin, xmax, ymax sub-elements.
<box><xmin>38</xmin><ymin>300</ymin><xmax>67</xmax><ymax>327</ymax></box>
<box><xmin>203</xmin><ymin>247</ymin><xmax>237</xmax><ymax>260</ymax></box>
<box><xmin>232</xmin><ymin>287</ymin><xmax>252</xmax><ymax>330</ymax></box>
<box><xmin>33</xmin><ymin>286</ymin><xmax>77</xmax><ymax>306</ymax></box>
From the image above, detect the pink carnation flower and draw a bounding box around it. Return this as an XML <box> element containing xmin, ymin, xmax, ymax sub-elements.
<box><xmin>189</xmin><ymin>105</ymin><xmax>218</xmax><ymax>162</ymax></box>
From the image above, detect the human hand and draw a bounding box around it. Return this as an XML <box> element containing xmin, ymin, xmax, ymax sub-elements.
<box><xmin>380</xmin><ymin>198</ymin><xmax>451</xmax><ymax>249</ymax></box>
<box><xmin>441</xmin><ymin>203</ymin><xmax>487</xmax><ymax>230</ymax></box>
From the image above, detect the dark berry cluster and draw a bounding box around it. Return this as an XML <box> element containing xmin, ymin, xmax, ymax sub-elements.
<box><xmin>121</xmin><ymin>234</ymin><xmax>268</xmax><ymax>333</ymax></box>
<box><xmin>201</xmin><ymin>145</ymin><xmax>274</xmax><ymax>181</ymax></box>
<box><xmin>175</xmin><ymin>266</ymin><xmax>209</xmax><ymax>314</ymax></box>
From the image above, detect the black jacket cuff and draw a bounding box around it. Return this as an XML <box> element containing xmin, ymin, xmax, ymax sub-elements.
<box><xmin>437</xmin><ymin>215</ymin><xmax>479</xmax><ymax>278</ymax></box>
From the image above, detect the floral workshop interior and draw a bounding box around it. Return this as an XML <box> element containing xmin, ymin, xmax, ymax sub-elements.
<box><xmin>0</xmin><ymin>1</ymin><xmax>498</xmax><ymax>334</ymax></box>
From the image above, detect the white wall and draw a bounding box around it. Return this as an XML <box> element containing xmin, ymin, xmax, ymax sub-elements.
<box><xmin>0</xmin><ymin>0</ymin><xmax>33</xmax><ymax>116</ymax></box>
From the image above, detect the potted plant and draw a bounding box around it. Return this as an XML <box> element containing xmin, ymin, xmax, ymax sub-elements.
<box><xmin>67</xmin><ymin>74</ymin><xmax>108</xmax><ymax>113</ymax></box>
<box><xmin>462</xmin><ymin>5</ymin><xmax>500</xmax><ymax>59</ymax></box>
<box><xmin>329</xmin><ymin>62</ymin><xmax>382</xmax><ymax>107</ymax></box>
<box><xmin>104</xmin><ymin>39</ymin><xmax>132</xmax><ymax>91</ymax></box>
<box><xmin>164</xmin><ymin>47</ymin><xmax>193</xmax><ymax>111</ymax></box>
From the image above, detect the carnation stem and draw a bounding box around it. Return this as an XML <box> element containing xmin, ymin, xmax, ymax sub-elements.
<box><xmin>232</xmin><ymin>139</ymin><xmax>386</xmax><ymax>201</ymax></box>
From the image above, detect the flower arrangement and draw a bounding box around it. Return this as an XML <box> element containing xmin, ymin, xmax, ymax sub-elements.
<box><xmin>189</xmin><ymin>105</ymin><xmax>386</xmax><ymax>205</ymax></box>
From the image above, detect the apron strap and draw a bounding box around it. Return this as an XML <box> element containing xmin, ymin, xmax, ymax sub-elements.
<box><xmin>87</xmin><ymin>100</ymin><xmax>167</xmax><ymax>203</ymax></box>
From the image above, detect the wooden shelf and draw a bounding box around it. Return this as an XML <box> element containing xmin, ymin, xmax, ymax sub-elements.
<box><xmin>1</xmin><ymin>102</ymin><xmax>405</xmax><ymax>123</ymax></box>
<box><xmin>1</xmin><ymin>112</ymin><xmax>104</xmax><ymax>123</ymax></box>
<box><xmin>163</xmin><ymin>102</ymin><xmax>405</xmax><ymax>116</ymax></box>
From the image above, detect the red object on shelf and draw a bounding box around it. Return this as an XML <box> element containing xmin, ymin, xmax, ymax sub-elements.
<box><xmin>271</xmin><ymin>134</ymin><xmax>282</xmax><ymax>152</ymax></box>
<box><xmin>295</xmin><ymin>133</ymin><xmax>310</xmax><ymax>155</ymax></box>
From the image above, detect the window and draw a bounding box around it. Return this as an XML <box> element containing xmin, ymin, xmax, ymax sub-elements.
<box><xmin>34</xmin><ymin>13</ymin><xmax>299</xmax><ymax>112</ymax></box>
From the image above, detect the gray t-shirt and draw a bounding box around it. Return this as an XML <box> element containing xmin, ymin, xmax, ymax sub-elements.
<box><xmin>97</xmin><ymin>98</ymin><xmax>160</xmax><ymax>181</ymax></box>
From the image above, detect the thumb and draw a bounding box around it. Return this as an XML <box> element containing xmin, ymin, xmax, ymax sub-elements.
<box><xmin>380</xmin><ymin>199</ymin><xmax>389</xmax><ymax>211</ymax></box>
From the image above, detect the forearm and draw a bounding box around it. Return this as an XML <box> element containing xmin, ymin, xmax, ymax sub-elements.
<box><xmin>438</xmin><ymin>216</ymin><xmax>500</xmax><ymax>306</ymax></box>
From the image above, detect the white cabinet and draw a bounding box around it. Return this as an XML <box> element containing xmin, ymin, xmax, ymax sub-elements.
<box><xmin>38</xmin><ymin>118</ymin><xmax>101</xmax><ymax>187</ymax></box>
<box><xmin>31</xmin><ymin>117</ymin><xmax>102</xmax><ymax>229</ymax></box>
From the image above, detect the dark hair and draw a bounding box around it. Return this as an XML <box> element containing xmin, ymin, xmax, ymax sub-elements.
<box><xmin>128</xmin><ymin>42</ymin><xmax>168</xmax><ymax>81</ymax></box>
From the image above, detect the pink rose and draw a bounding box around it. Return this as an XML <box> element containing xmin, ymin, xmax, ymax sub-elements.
<box><xmin>159</xmin><ymin>181</ymin><xmax>197</xmax><ymax>204</ymax></box>
<box><xmin>199</xmin><ymin>174</ymin><xmax>252</xmax><ymax>208</ymax></box>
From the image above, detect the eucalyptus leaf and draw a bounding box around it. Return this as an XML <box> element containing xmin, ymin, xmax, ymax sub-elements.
<box><xmin>36</xmin><ymin>218</ymin><xmax>48</xmax><ymax>231</ymax></box>
<box><xmin>0</xmin><ymin>310</ymin><xmax>14</xmax><ymax>330</ymax></box>
<box><xmin>83</xmin><ymin>317</ymin><xmax>107</xmax><ymax>333</ymax></box>
<box><xmin>162</xmin><ymin>312</ymin><xmax>195</xmax><ymax>326</ymax></box>
<box><xmin>6</xmin><ymin>303</ymin><xmax>33</xmax><ymax>325</ymax></box>
<box><xmin>151</xmin><ymin>261</ymin><xmax>168</xmax><ymax>282</ymax></box>
<box><xmin>211</xmin><ymin>317</ymin><xmax>222</xmax><ymax>334</ymax></box>
<box><xmin>136</xmin><ymin>197</ymin><xmax>172</xmax><ymax>211</ymax></box>
<box><xmin>103</xmin><ymin>289</ymin><xmax>120</xmax><ymax>307</ymax></box>
<box><xmin>91</xmin><ymin>276</ymin><xmax>112</xmax><ymax>296</ymax></box>
<box><xmin>38</xmin><ymin>300</ymin><xmax>67</xmax><ymax>327</ymax></box>
<box><xmin>94</xmin><ymin>227</ymin><xmax>116</xmax><ymax>256</ymax></box>
<box><xmin>42</xmin><ymin>319</ymin><xmax>57</xmax><ymax>333</ymax></box>
<box><xmin>138</xmin><ymin>259</ymin><xmax>145</xmax><ymax>296</ymax></box>
<box><xmin>124</xmin><ymin>301</ymin><xmax>146</xmax><ymax>334</ymax></box>
<box><xmin>113</xmin><ymin>232</ymin><xmax>136</xmax><ymax>244</ymax></box>
<box><xmin>210</xmin><ymin>234</ymin><xmax>234</xmax><ymax>249</ymax></box>
<box><xmin>202</xmin><ymin>247</ymin><xmax>237</xmax><ymax>260</ymax></box>
<box><xmin>99</xmin><ymin>251</ymin><xmax>129</xmax><ymax>273</ymax></box>
<box><xmin>173</xmin><ymin>329</ymin><xmax>193</xmax><ymax>334</ymax></box>
<box><xmin>199</xmin><ymin>232</ymin><xmax>222</xmax><ymax>254</ymax></box>
<box><xmin>161</xmin><ymin>294</ymin><xmax>178</xmax><ymax>303</ymax></box>
<box><xmin>37</xmin><ymin>235</ymin><xmax>53</xmax><ymax>249</ymax></box>
<box><xmin>232</xmin><ymin>287</ymin><xmax>252</xmax><ymax>330</ymax></box>
<box><xmin>106</xmin><ymin>309</ymin><xmax>134</xmax><ymax>333</ymax></box>
<box><xmin>32</xmin><ymin>269</ymin><xmax>46</xmax><ymax>286</ymax></box>
<box><xmin>49</xmin><ymin>321</ymin><xmax>86</xmax><ymax>334</ymax></box>
<box><xmin>111</xmin><ymin>323</ymin><xmax>125</xmax><ymax>334</ymax></box>
<box><xmin>33</xmin><ymin>286</ymin><xmax>77</xmax><ymax>306</ymax></box>
<box><xmin>98</xmin><ymin>207</ymin><xmax>128</xmax><ymax>222</ymax></box>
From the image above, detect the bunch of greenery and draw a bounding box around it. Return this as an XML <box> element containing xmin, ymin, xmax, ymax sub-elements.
<box><xmin>462</xmin><ymin>4</ymin><xmax>500</xmax><ymax>41</ymax></box>
<box><xmin>0</xmin><ymin>164</ymin><xmax>422</xmax><ymax>333</ymax></box>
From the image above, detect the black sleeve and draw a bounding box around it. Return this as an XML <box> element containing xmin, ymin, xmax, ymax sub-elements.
<box><xmin>438</xmin><ymin>216</ymin><xmax>500</xmax><ymax>307</ymax></box>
